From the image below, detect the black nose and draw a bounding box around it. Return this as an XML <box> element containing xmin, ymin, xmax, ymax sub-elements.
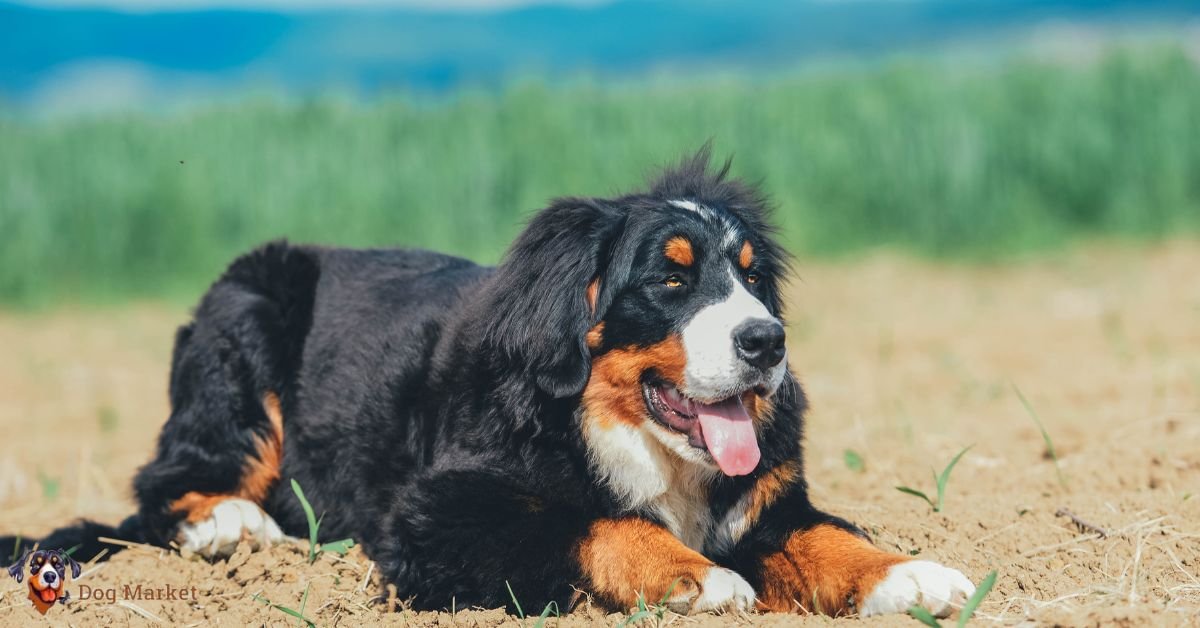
<box><xmin>42</xmin><ymin>571</ymin><xmax>56</xmax><ymax>583</ymax></box>
<box><xmin>734</xmin><ymin>319</ymin><xmax>786</xmax><ymax>370</ymax></box>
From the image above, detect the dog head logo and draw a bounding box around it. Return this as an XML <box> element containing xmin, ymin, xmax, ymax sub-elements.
<box><xmin>6</xmin><ymin>549</ymin><xmax>81</xmax><ymax>615</ymax></box>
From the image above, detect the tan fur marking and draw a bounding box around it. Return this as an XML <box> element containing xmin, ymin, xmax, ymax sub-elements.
<box><xmin>743</xmin><ymin>390</ymin><xmax>774</xmax><ymax>424</ymax></box>
<box><xmin>576</xmin><ymin>518</ymin><xmax>712</xmax><ymax>609</ymax></box>
<box><xmin>664</xmin><ymin>237</ymin><xmax>694</xmax><ymax>267</ymax></box>
<box><xmin>739</xmin><ymin>241</ymin><xmax>754</xmax><ymax>270</ymax></box>
<box><xmin>582</xmin><ymin>335</ymin><xmax>687</xmax><ymax>428</ymax></box>
<box><xmin>586</xmin><ymin>278</ymin><xmax>600</xmax><ymax>313</ymax></box>
<box><xmin>755</xmin><ymin>524</ymin><xmax>909</xmax><ymax>615</ymax></box>
<box><xmin>741</xmin><ymin>460</ymin><xmax>798</xmax><ymax>533</ymax></box>
<box><xmin>586</xmin><ymin>322</ymin><xmax>605</xmax><ymax>351</ymax></box>
<box><xmin>172</xmin><ymin>392</ymin><xmax>285</xmax><ymax>523</ymax></box>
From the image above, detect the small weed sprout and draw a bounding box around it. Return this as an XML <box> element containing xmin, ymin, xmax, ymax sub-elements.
<box><xmin>906</xmin><ymin>570</ymin><xmax>997</xmax><ymax>627</ymax></box>
<box><xmin>290</xmin><ymin>478</ymin><xmax>355</xmax><ymax>564</ymax></box>
<box><xmin>505</xmin><ymin>581</ymin><xmax>560</xmax><ymax>628</ymax></box>
<box><xmin>253</xmin><ymin>581</ymin><xmax>317</xmax><ymax>628</ymax></box>
<box><xmin>895</xmin><ymin>445</ymin><xmax>973</xmax><ymax>513</ymax></box>
<box><xmin>617</xmin><ymin>578</ymin><xmax>681</xmax><ymax>627</ymax></box>
<box><xmin>37</xmin><ymin>470</ymin><xmax>60</xmax><ymax>500</ymax></box>
<box><xmin>1011</xmin><ymin>383</ymin><xmax>1067</xmax><ymax>490</ymax></box>
<box><xmin>844</xmin><ymin>449</ymin><xmax>866</xmax><ymax>473</ymax></box>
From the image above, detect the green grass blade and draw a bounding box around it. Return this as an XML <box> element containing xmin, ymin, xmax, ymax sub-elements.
<box><xmin>617</xmin><ymin>610</ymin><xmax>652</xmax><ymax>627</ymax></box>
<box><xmin>935</xmin><ymin>445</ymin><xmax>973</xmax><ymax>512</ymax></box>
<box><xmin>10</xmin><ymin>536</ymin><xmax>21</xmax><ymax>561</ymax></box>
<box><xmin>908</xmin><ymin>605</ymin><xmax>942</xmax><ymax>627</ymax></box>
<box><xmin>253</xmin><ymin>592</ymin><xmax>317</xmax><ymax>628</ymax></box>
<box><xmin>505</xmin><ymin>580</ymin><xmax>525</xmax><ymax>619</ymax></box>
<box><xmin>533</xmin><ymin>601</ymin><xmax>560</xmax><ymax>628</ymax></box>
<box><xmin>320</xmin><ymin>538</ymin><xmax>355</xmax><ymax>556</ymax></box>
<box><xmin>272</xmin><ymin>604</ymin><xmax>317</xmax><ymax>628</ymax></box>
<box><xmin>1012</xmin><ymin>383</ymin><xmax>1067</xmax><ymax>489</ymax></box>
<box><xmin>290</xmin><ymin>479</ymin><xmax>320</xmax><ymax>563</ymax></box>
<box><xmin>844</xmin><ymin>449</ymin><xmax>866</xmax><ymax>473</ymax></box>
<box><xmin>956</xmin><ymin>570</ymin><xmax>997</xmax><ymax>627</ymax></box>
<box><xmin>298</xmin><ymin>582</ymin><xmax>311</xmax><ymax>628</ymax></box>
<box><xmin>657</xmin><ymin>577</ymin><xmax>682</xmax><ymax>606</ymax></box>
<box><xmin>895</xmin><ymin>486</ymin><xmax>935</xmax><ymax>510</ymax></box>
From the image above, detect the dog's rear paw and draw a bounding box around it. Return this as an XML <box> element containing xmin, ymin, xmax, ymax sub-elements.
<box><xmin>860</xmin><ymin>560</ymin><xmax>975</xmax><ymax>618</ymax></box>
<box><xmin>176</xmin><ymin>498</ymin><xmax>285</xmax><ymax>558</ymax></box>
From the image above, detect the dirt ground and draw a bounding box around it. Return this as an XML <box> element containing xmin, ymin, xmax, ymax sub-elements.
<box><xmin>1</xmin><ymin>241</ymin><xmax>1197</xmax><ymax>626</ymax></box>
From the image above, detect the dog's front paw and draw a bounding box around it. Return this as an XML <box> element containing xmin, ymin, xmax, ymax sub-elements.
<box><xmin>860</xmin><ymin>560</ymin><xmax>975</xmax><ymax>618</ymax></box>
<box><xmin>176</xmin><ymin>498</ymin><xmax>285</xmax><ymax>558</ymax></box>
<box><xmin>688</xmin><ymin>566</ymin><xmax>755</xmax><ymax>614</ymax></box>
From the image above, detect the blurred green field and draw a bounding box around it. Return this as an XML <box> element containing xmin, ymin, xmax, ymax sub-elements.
<box><xmin>2</xmin><ymin>46</ymin><xmax>1199</xmax><ymax>305</ymax></box>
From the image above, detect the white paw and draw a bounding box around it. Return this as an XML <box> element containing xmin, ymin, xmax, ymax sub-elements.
<box><xmin>860</xmin><ymin>560</ymin><xmax>976</xmax><ymax>618</ymax></box>
<box><xmin>176</xmin><ymin>498</ymin><xmax>285</xmax><ymax>558</ymax></box>
<box><xmin>690</xmin><ymin>566</ymin><xmax>756</xmax><ymax>614</ymax></box>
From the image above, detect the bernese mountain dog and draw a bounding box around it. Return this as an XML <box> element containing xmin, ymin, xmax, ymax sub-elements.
<box><xmin>2</xmin><ymin>149</ymin><xmax>974</xmax><ymax>618</ymax></box>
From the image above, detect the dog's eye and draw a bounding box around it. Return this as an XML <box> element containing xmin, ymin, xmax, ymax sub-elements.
<box><xmin>662</xmin><ymin>274</ymin><xmax>686</xmax><ymax>288</ymax></box>
<box><xmin>746</xmin><ymin>271</ymin><xmax>760</xmax><ymax>285</ymax></box>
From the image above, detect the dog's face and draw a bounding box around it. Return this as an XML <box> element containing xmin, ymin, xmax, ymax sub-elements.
<box><xmin>482</xmin><ymin>150</ymin><xmax>789</xmax><ymax>484</ymax></box>
<box><xmin>583</xmin><ymin>199</ymin><xmax>786</xmax><ymax>477</ymax></box>
<box><xmin>8</xmin><ymin>549</ymin><xmax>79</xmax><ymax>605</ymax></box>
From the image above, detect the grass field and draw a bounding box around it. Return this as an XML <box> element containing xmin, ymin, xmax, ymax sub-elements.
<box><xmin>3</xmin><ymin>46</ymin><xmax>1200</xmax><ymax>305</ymax></box>
<box><xmin>1</xmin><ymin>241</ymin><xmax>1197</xmax><ymax>626</ymax></box>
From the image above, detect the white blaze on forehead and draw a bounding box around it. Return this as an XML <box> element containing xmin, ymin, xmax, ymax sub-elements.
<box><xmin>668</xmin><ymin>199</ymin><xmax>741</xmax><ymax>248</ymax></box>
<box><xmin>680</xmin><ymin>269</ymin><xmax>782</xmax><ymax>401</ymax></box>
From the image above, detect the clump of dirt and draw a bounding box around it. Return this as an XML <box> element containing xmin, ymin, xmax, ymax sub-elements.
<box><xmin>2</xmin><ymin>242</ymin><xmax>1199</xmax><ymax>625</ymax></box>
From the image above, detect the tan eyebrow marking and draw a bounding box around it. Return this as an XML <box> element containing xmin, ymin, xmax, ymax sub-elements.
<box><xmin>739</xmin><ymin>240</ymin><xmax>754</xmax><ymax>270</ymax></box>
<box><xmin>664</xmin><ymin>236</ymin><xmax>694</xmax><ymax>267</ymax></box>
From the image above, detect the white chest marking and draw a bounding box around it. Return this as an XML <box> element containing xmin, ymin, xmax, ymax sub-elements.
<box><xmin>583</xmin><ymin>419</ymin><xmax>717</xmax><ymax>551</ymax></box>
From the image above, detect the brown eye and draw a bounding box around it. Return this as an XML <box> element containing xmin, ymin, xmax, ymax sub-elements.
<box><xmin>746</xmin><ymin>271</ymin><xmax>760</xmax><ymax>284</ymax></box>
<box><xmin>663</xmin><ymin>274</ymin><xmax>685</xmax><ymax>288</ymax></box>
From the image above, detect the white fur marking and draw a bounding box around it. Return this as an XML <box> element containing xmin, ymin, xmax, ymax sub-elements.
<box><xmin>680</xmin><ymin>270</ymin><xmax>785</xmax><ymax>402</ymax></box>
<box><xmin>710</xmin><ymin>491</ymin><xmax>755</xmax><ymax>555</ymax></box>
<box><xmin>860</xmin><ymin>561</ymin><xmax>976</xmax><ymax>618</ymax></box>
<box><xmin>669</xmin><ymin>199</ymin><xmax>704</xmax><ymax>214</ymax></box>
<box><xmin>177</xmin><ymin>498</ymin><xmax>286</xmax><ymax>558</ymax></box>
<box><xmin>582</xmin><ymin>417</ymin><xmax>717</xmax><ymax>551</ymax></box>
<box><xmin>669</xmin><ymin>199</ymin><xmax>742</xmax><ymax>247</ymax></box>
<box><xmin>691</xmin><ymin>566</ymin><xmax>756</xmax><ymax>614</ymax></box>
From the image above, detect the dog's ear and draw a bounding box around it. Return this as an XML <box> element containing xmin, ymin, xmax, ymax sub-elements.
<box><xmin>7</xmin><ymin>550</ymin><xmax>29</xmax><ymax>583</ymax></box>
<box><xmin>65</xmin><ymin>553</ymin><xmax>81</xmax><ymax>579</ymax></box>
<box><xmin>480</xmin><ymin>198</ymin><xmax>625</xmax><ymax>398</ymax></box>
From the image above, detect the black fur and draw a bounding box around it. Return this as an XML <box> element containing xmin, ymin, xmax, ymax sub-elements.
<box><xmin>2</xmin><ymin>148</ymin><xmax>869</xmax><ymax>613</ymax></box>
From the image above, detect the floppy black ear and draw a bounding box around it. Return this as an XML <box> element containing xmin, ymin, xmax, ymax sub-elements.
<box><xmin>7</xmin><ymin>550</ymin><xmax>29</xmax><ymax>583</ymax></box>
<box><xmin>63</xmin><ymin>553</ymin><xmax>81</xmax><ymax>579</ymax></box>
<box><xmin>479</xmin><ymin>198</ymin><xmax>625</xmax><ymax>397</ymax></box>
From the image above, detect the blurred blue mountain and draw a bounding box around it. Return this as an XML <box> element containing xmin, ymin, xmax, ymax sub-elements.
<box><xmin>2</xmin><ymin>0</ymin><xmax>1197</xmax><ymax>109</ymax></box>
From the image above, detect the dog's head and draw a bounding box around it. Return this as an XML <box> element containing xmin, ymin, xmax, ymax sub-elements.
<box><xmin>484</xmin><ymin>148</ymin><xmax>789</xmax><ymax>479</ymax></box>
<box><xmin>7</xmin><ymin>548</ymin><xmax>80</xmax><ymax>605</ymax></box>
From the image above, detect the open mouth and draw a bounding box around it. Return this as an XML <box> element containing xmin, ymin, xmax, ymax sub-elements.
<box><xmin>642</xmin><ymin>380</ymin><xmax>762</xmax><ymax>476</ymax></box>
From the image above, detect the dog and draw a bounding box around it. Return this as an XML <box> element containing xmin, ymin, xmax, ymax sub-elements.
<box><xmin>7</xmin><ymin>549</ymin><xmax>81</xmax><ymax>615</ymax></box>
<box><xmin>1</xmin><ymin>149</ymin><xmax>974</xmax><ymax>618</ymax></box>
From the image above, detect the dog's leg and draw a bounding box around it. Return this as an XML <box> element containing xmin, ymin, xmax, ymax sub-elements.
<box><xmin>577</xmin><ymin>517</ymin><xmax>754</xmax><ymax>614</ymax></box>
<box><xmin>133</xmin><ymin>244</ymin><xmax>316</xmax><ymax>558</ymax></box>
<box><xmin>375</xmin><ymin>467</ymin><xmax>753</xmax><ymax>615</ymax></box>
<box><xmin>721</xmin><ymin>488</ymin><xmax>974</xmax><ymax>617</ymax></box>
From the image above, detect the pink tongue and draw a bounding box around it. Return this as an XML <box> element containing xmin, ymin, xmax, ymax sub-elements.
<box><xmin>696</xmin><ymin>396</ymin><xmax>761</xmax><ymax>476</ymax></box>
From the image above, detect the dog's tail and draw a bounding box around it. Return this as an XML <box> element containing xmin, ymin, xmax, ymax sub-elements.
<box><xmin>0</xmin><ymin>515</ymin><xmax>145</xmax><ymax>566</ymax></box>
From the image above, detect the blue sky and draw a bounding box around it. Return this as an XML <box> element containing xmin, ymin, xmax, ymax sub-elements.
<box><xmin>16</xmin><ymin>0</ymin><xmax>606</xmax><ymax>9</ymax></box>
